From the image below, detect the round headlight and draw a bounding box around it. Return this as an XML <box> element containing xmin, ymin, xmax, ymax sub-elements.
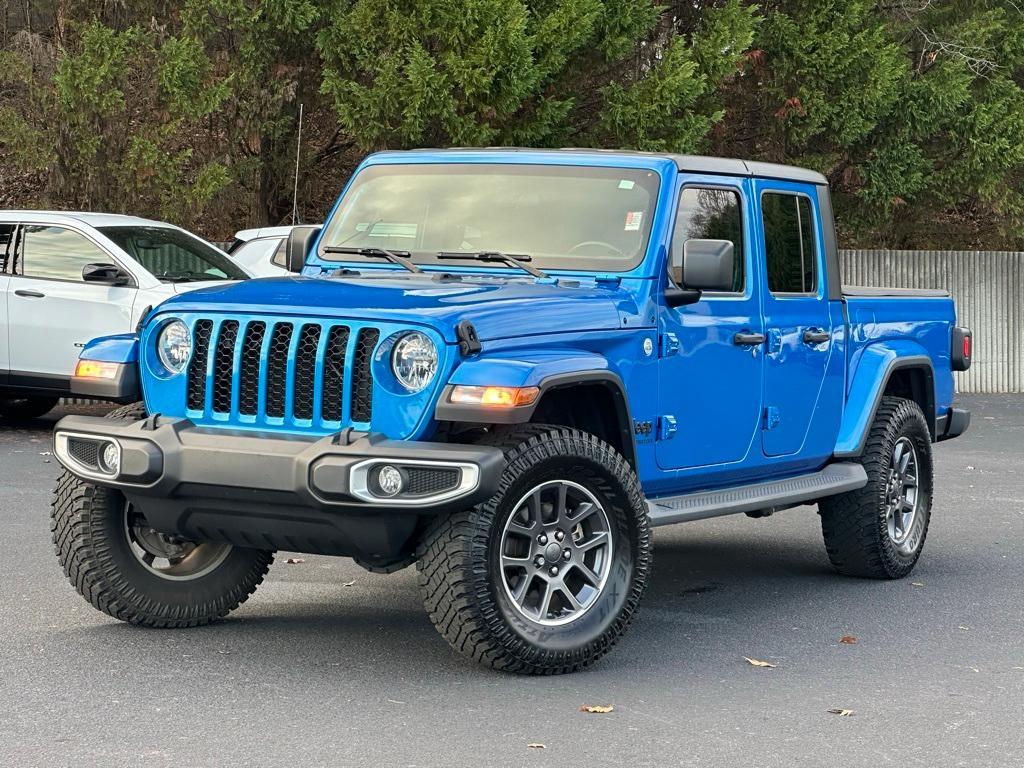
<box><xmin>157</xmin><ymin>320</ymin><xmax>192</xmax><ymax>374</ymax></box>
<box><xmin>391</xmin><ymin>332</ymin><xmax>438</xmax><ymax>393</ymax></box>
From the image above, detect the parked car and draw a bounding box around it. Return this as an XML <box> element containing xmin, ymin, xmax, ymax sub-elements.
<box><xmin>0</xmin><ymin>211</ymin><xmax>250</xmax><ymax>419</ymax></box>
<box><xmin>51</xmin><ymin>149</ymin><xmax>971</xmax><ymax>674</ymax></box>
<box><xmin>226</xmin><ymin>225</ymin><xmax>320</xmax><ymax>276</ymax></box>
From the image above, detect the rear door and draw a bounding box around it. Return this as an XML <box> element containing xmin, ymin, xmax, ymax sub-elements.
<box><xmin>657</xmin><ymin>176</ymin><xmax>764</xmax><ymax>475</ymax></box>
<box><xmin>7</xmin><ymin>223</ymin><xmax>137</xmax><ymax>382</ymax></box>
<box><xmin>754</xmin><ymin>182</ymin><xmax>837</xmax><ymax>457</ymax></box>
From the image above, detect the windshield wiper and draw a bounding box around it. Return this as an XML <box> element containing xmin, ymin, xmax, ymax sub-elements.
<box><xmin>322</xmin><ymin>246</ymin><xmax>422</xmax><ymax>274</ymax></box>
<box><xmin>436</xmin><ymin>251</ymin><xmax>548</xmax><ymax>279</ymax></box>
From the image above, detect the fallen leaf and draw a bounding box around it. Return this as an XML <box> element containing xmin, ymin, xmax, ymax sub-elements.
<box><xmin>527</xmin><ymin>743</ymin><xmax>546</xmax><ymax>750</ymax></box>
<box><xmin>827</xmin><ymin>708</ymin><xmax>854</xmax><ymax>717</ymax></box>
<box><xmin>743</xmin><ymin>656</ymin><xmax>776</xmax><ymax>668</ymax></box>
<box><xmin>580</xmin><ymin>704</ymin><xmax>614</xmax><ymax>714</ymax></box>
<box><xmin>285</xmin><ymin>557</ymin><xmax>306</xmax><ymax>564</ymax></box>
<box><xmin>839</xmin><ymin>635</ymin><xmax>858</xmax><ymax>645</ymax></box>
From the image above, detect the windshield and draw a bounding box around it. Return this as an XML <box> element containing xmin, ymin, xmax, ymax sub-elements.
<box><xmin>317</xmin><ymin>163</ymin><xmax>661</xmax><ymax>272</ymax></box>
<box><xmin>99</xmin><ymin>225</ymin><xmax>248</xmax><ymax>282</ymax></box>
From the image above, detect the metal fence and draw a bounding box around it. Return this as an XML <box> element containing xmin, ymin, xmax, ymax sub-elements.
<box><xmin>840</xmin><ymin>250</ymin><xmax>1023</xmax><ymax>393</ymax></box>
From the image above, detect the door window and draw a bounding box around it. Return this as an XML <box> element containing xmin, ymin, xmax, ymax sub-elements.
<box><xmin>669</xmin><ymin>187</ymin><xmax>744</xmax><ymax>292</ymax></box>
<box><xmin>0</xmin><ymin>224</ymin><xmax>15</xmax><ymax>273</ymax></box>
<box><xmin>15</xmin><ymin>225</ymin><xmax>110</xmax><ymax>281</ymax></box>
<box><xmin>761</xmin><ymin>193</ymin><xmax>818</xmax><ymax>294</ymax></box>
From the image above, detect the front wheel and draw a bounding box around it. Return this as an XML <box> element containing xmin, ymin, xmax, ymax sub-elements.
<box><xmin>416</xmin><ymin>426</ymin><xmax>651</xmax><ymax>674</ymax></box>
<box><xmin>51</xmin><ymin>402</ymin><xmax>274</xmax><ymax>627</ymax></box>
<box><xmin>819</xmin><ymin>396</ymin><xmax>934</xmax><ymax>579</ymax></box>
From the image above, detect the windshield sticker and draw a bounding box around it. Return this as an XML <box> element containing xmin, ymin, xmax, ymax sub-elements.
<box><xmin>618</xmin><ymin>179</ymin><xmax>636</xmax><ymax>190</ymax></box>
<box><xmin>624</xmin><ymin>211</ymin><xmax>643</xmax><ymax>231</ymax></box>
<box><xmin>367</xmin><ymin>222</ymin><xmax>418</xmax><ymax>238</ymax></box>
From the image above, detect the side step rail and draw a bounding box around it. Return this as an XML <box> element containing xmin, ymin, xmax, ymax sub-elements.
<box><xmin>646</xmin><ymin>462</ymin><xmax>867</xmax><ymax>527</ymax></box>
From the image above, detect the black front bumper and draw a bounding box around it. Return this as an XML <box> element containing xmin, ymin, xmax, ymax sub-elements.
<box><xmin>53</xmin><ymin>414</ymin><xmax>505</xmax><ymax>561</ymax></box>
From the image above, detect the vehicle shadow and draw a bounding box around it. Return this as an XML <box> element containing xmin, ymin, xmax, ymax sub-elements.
<box><xmin>58</xmin><ymin>514</ymin><xmax>954</xmax><ymax>683</ymax></box>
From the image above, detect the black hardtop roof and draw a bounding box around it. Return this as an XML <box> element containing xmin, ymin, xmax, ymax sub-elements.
<box><xmin>398</xmin><ymin>147</ymin><xmax>829</xmax><ymax>186</ymax></box>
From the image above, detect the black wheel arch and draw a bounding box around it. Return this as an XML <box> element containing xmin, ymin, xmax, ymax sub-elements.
<box><xmin>434</xmin><ymin>370</ymin><xmax>638</xmax><ymax>470</ymax></box>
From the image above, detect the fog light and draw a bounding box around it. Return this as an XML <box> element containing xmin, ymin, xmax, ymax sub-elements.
<box><xmin>375</xmin><ymin>465</ymin><xmax>404</xmax><ymax>497</ymax></box>
<box><xmin>99</xmin><ymin>441</ymin><xmax>121</xmax><ymax>476</ymax></box>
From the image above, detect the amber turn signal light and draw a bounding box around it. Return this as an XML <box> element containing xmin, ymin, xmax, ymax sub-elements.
<box><xmin>74</xmin><ymin>360</ymin><xmax>119</xmax><ymax>379</ymax></box>
<box><xmin>449</xmin><ymin>385</ymin><xmax>540</xmax><ymax>407</ymax></box>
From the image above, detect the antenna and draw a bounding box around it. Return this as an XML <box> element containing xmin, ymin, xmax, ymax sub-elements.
<box><xmin>291</xmin><ymin>103</ymin><xmax>304</xmax><ymax>225</ymax></box>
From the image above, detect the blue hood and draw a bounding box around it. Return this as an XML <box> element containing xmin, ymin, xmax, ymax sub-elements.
<box><xmin>152</xmin><ymin>273</ymin><xmax>641</xmax><ymax>343</ymax></box>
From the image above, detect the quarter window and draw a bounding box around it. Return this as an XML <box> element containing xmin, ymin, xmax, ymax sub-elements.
<box><xmin>670</xmin><ymin>188</ymin><xmax>744</xmax><ymax>292</ymax></box>
<box><xmin>16</xmin><ymin>225</ymin><xmax>110</xmax><ymax>282</ymax></box>
<box><xmin>762</xmin><ymin>193</ymin><xmax>818</xmax><ymax>294</ymax></box>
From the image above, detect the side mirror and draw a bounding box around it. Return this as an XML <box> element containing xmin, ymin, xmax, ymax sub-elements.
<box><xmin>82</xmin><ymin>262</ymin><xmax>130</xmax><ymax>286</ymax></box>
<box><xmin>284</xmin><ymin>225</ymin><xmax>322</xmax><ymax>273</ymax></box>
<box><xmin>682</xmin><ymin>239</ymin><xmax>735</xmax><ymax>292</ymax></box>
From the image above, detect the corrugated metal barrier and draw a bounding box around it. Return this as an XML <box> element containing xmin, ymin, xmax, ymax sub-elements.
<box><xmin>840</xmin><ymin>250</ymin><xmax>1023</xmax><ymax>393</ymax></box>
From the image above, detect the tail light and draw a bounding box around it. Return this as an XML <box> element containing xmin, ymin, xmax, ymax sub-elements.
<box><xmin>952</xmin><ymin>327</ymin><xmax>972</xmax><ymax>371</ymax></box>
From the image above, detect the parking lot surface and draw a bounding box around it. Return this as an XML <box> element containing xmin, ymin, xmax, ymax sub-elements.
<box><xmin>1</xmin><ymin>395</ymin><xmax>1022</xmax><ymax>767</ymax></box>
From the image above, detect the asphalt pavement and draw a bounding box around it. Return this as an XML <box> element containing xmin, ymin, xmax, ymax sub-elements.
<box><xmin>1</xmin><ymin>395</ymin><xmax>1022</xmax><ymax>767</ymax></box>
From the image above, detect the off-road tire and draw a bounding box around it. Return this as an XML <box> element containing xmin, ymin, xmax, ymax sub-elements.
<box><xmin>416</xmin><ymin>425</ymin><xmax>651</xmax><ymax>674</ymax></box>
<box><xmin>0</xmin><ymin>395</ymin><xmax>59</xmax><ymax>420</ymax></box>
<box><xmin>820</xmin><ymin>396</ymin><xmax>934</xmax><ymax>579</ymax></box>
<box><xmin>51</xmin><ymin>401</ymin><xmax>274</xmax><ymax>627</ymax></box>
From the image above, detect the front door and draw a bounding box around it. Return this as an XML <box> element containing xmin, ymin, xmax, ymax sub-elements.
<box><xmin>754</xmin><ymin>182</ymin><xmax>835</xmax><ymax>457</ymax></box>
<box><xmin>657</xmin><ymin>178</ymin><xmax>764</xmax><ymax>473</ymax></box>
<box><xmin>7</xmin><ymin>224</ymin><xmax>137</xmax><ymax>382</ymax></box>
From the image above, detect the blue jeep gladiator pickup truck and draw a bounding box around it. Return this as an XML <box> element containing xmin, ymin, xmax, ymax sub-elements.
<box><xmin>51</xmin><ymin>149</ymin><xmax>972</xmax><ymax>674</ymax></box>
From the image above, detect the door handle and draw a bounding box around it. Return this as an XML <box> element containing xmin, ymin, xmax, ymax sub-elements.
<box><xmin>14</xmin><ymin>289</ymin><xmax>45</xmax><ymax>298</ymax></box>
<box><xmin>803</xmin><ymin>328</ymin><xmax>831</xmax><ymax>345</ymax></box>
<box><xmin>733</xmin><ymin>332</ymin><xmax>766</xmax><ymax>346</ymax></box>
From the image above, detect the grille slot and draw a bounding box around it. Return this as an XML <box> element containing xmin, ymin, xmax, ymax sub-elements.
<box><xmin>238</xmin><ymin>321</ymin><xmax>266</xmax><ymax>416</ymax></box>
<box><xmin>321</xmin><ymin>326</ymin><xmax>349</xmax><ymax>422</ymax></box>
<box><xmin>212</xmin><ymin>320</ymin><xmax>239</xmax><ymax>413</ymax></box>
<box><xmin>351</xmin><ymin>328</ymin><xmax>379</xmax><ymax>423</ymax></box>
<box><xmin>181</xmin><ymin>318</ymin><xmax>389</xmax><ymax>429</ymax></box>
<box><xmin>187</xmin><ymin>319</ymin><xmax>213</xmax><ymax>411</ymax></box>
<box><xmin>293</xmin><ymin>324</ymin><xmax>322</xmax><ymax>420</ymax></box>
<box><xmin>266</xmin><ymin>323</ymin><xmax>294</xmax><ymax>418</ymax></box>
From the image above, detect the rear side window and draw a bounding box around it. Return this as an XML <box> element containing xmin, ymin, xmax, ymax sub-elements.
<box><xmin>670</xmin><ymin>187</ymin><xmax>744</xmax><ymax>292</ymax></box>
<box><xmin>16</xmin><ymin>225</ymin><xmax>110</xmax><ymax>281</ymax></box>
<box><xmin>0</xmin><ymin>224</ymin><xmax>15</xmax><ymax>273</ymax></box>
<box><xmin>761</xmin><ymin>193</ymin><xmax>818</xmax><ymax>294</ymax></box>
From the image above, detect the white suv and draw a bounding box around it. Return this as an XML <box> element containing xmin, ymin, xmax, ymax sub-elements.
<box><xmin>227</xmin><ymin>225</ymin><xmax>320</xmax><ymax>276</ymax></box>
<box><xmin>0</xmin><ymin>211</ymin><xmax>250</xmax><ymax>419</ymax></box>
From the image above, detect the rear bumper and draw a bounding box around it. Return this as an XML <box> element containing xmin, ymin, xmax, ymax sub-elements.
<box><xmin>52</xmin><ymin>414</ymin><xmax>505</xmax><ymax>560</ymax></box>
<box><xmin>936</xmin><ymin>407</ymin><xmax>971</xmax><ymax>442</ymax></box>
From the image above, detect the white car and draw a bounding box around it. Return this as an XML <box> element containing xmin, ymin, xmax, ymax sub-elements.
<box><xmin>227</xmin><ymin>225</ymin><xmax>319</xmax><ymax>276</ymax></box>
<box><xmin>0</xmin><ymin>211</ymin><xmax>250</xmax><ymax>419</ymax></box>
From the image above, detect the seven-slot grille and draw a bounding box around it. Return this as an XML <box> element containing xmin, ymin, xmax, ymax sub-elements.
<box><xmin>185</xmin><ymin>318</ymin><xmax>381</xmax><ymax>426</ymax></box>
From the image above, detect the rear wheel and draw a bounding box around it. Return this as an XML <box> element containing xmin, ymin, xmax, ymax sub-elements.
<box><xmin>51</xmin><ymin>402</ymin><xmax>274</xmax><ymax>627</ymax></box>
<box><xmin>0</xmin><ymin>395</ymin><xmax>59</xmax><ymax>420</ymax></box>
<box><xmin>417</xmin><ymin>425</ymin><xmax>651</xmax><ymax>674</ymax></box>
<box><xmin>819</xmin><ymin>396</ymin><xmax>934</xmax><ymax>579</ymax></box>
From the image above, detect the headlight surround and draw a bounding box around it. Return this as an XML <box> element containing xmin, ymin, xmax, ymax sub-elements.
<box><xmin>157</xmin><ymin>319</ymin><xmax>192</xmax><ymax>375</ymax></box>
<box><xmin>391</xmin><ymin>332</ymin><xmax>438</xmax><ymax>393</ymax></box>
